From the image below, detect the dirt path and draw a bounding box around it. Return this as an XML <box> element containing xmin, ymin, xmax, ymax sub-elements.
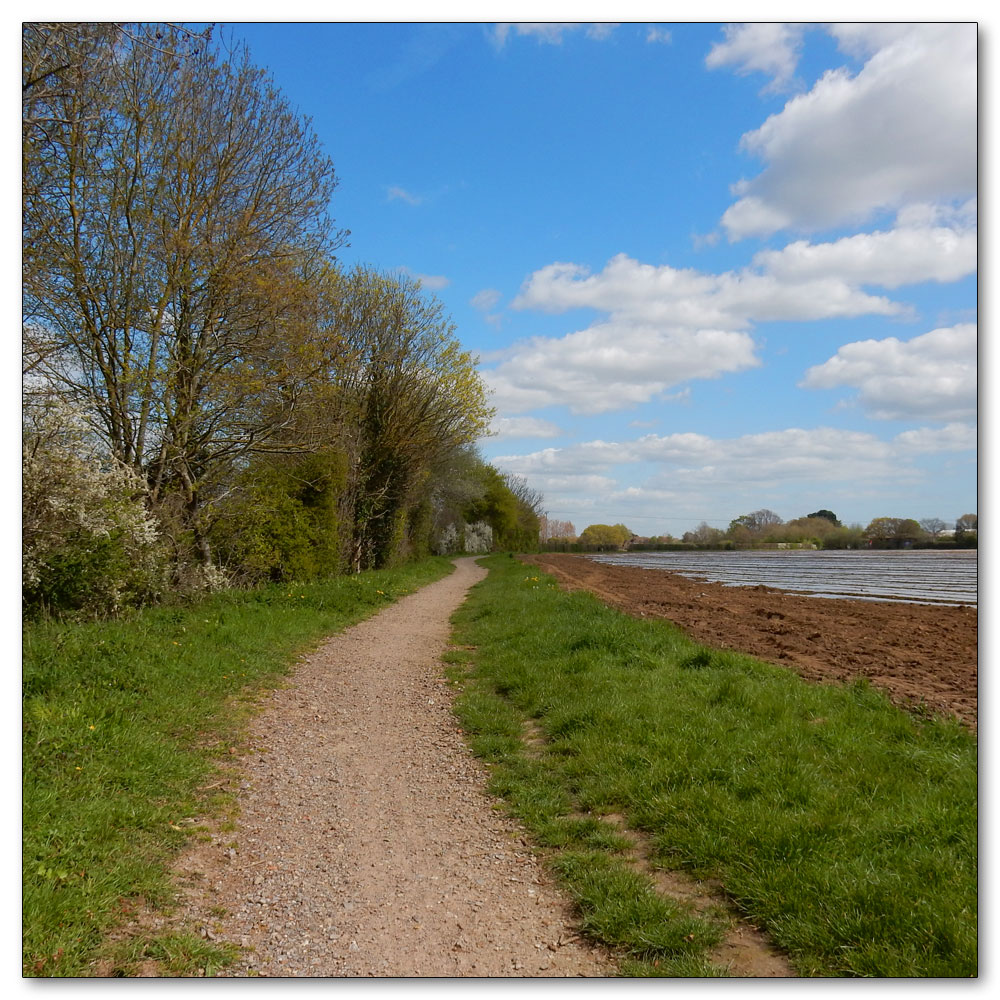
<box><xmin>165</xmin><ymin>558</ymin><xmax>611</xmax><ymax>977</ymax></box>
<box><xmin>524</xmin><ymin>554</ymin><xmax>977</xmax><ymax>728</ymax></box>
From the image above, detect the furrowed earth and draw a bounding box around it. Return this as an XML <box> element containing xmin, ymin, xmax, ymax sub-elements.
<box><xmin>522</xmin><ymin>553</ymin><xmax>978</xmax><ymax>729</ymax></box>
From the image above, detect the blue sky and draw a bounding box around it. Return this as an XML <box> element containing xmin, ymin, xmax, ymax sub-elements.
<box><xmin>223</xmin><ymin>19</ymin><xmax>977</xmax><ymax>537</ymax></box>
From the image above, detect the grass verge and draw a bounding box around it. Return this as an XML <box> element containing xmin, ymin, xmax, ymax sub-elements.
<box><xmin>447</xmin><ymin>555</ymin><xmax>977</xmax><ymax>977</ymax></box>
<box><xmin>23</xmin><ymin>557</ymin><xmax>455</xmax><ymax>977</ymax></box>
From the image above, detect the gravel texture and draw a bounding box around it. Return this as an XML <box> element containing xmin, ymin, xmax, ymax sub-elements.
<box><xmin>169</xmin><ymin>557</ymin><xmax>612</xmax><ymax>977</ymax></box>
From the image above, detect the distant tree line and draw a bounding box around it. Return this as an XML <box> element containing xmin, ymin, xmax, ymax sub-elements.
<box><xmin>546</xmin><ymin>509</ymin><xmax>977</xmax><ymax>554</ymax></box>
<box><xmin>22</xmin><ymin>23</ymin><xmax>542</xmax><ymax>618</ymax></box>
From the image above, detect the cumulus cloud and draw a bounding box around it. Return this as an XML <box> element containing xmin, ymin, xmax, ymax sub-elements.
<box><xmin>485</xmin><ymin>322</ymin><xmax>759</xmax><ymax>415</ymax></box>
<box><xmin>646</xmin><ymin>27</ymin><xmax>672</xmax><ymax>44</ymax></box>
<box><xmin>491</xmin><ymin>207</ymin><xmax>978</xmax><ymax>417</ymax></box>
<box><xmin>513</xmin><ymin>253</ymin><xmax>903</xmax><ymax>328</ymax></box>
<box><xmin>895</xmin><ymin>423</ymin><xmax>977</xmax><ymax>453</ymax></box>
<box><xmin>483</xmin><ymin>226</ymin><xmax>974</xmax><ymax>418</ymax></box>
<box><xmin>800</xmin><ymin>323</ymin><xmax>977</xmax><ymax>422</ymax></box>
<box><xmin>719</xmin><ymin>23</ymin><xmax>977</xmax><ymax>239</ymax></box>
<box><xmin>705</xmin><ymin>23</ymin><xmax>805</xmax><ymax>93</ymax></box>
<box><xmin>752</xmin><ymin>210</ymin><xmax>977</xmax><ymax>289</ymax></box>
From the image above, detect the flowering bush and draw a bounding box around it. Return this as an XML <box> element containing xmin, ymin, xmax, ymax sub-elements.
<box><xmin>432</xmin><ymin>519</ymin><xmax>493</xmax><ymax>555</ymax></box>
<box><xmin>464</xmin><ymin>520</ymin><xmax>493</xmax><ymax>554</ymax></box>
<box><xmin>22</xmin><ymin>399</ymin><xmax>168</xmax><ymax>618</ymax></box>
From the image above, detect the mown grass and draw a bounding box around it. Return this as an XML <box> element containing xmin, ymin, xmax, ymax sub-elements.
<box><xmin>23</xmin><ymin>557</ymin><xmax>455</xmax><ymax>977</ymax></box>
<box><xmin>448</xmin><ymin>555</ymin><xmax>977</xmax><ymax>977</ymax></box>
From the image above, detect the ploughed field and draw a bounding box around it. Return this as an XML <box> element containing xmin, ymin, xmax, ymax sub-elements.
<box><xmin>523</xmin><ymin>553</ymin><xmax>977</xmax><ymax>728</ymax></box>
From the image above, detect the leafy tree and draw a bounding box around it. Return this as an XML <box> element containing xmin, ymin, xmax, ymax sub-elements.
<box><xmin>806</xmin><ymin>509</ymin><xmax>841</xmax><ymax>526</ymax></box>
<box><xmin>327</xmin><ymin>267</ymin><xmax>494</xmax><ymax>569</ymax></box>
<box><xmin>463</xmin><ymin>464</ymin><xmax>541</xmax><ymax>552</ymax></box>
<box><xmin>816</xmin><ymin>524</ymin><xmax>866</xmax><ymax>549</ymax></box>
<box><xmin>778</xmin><ymin>516</ymin><xmax>843</xmax><ymax>544</ymax></box>
<box><xmin>578</xmin><ymin>524</ymin><xmax>632</xmax><ymax>551</ymax></box>
<box><xmin>423</xmin><ymin>446</ymin><xmax>496</xmax><ymax>556</ymax></box>
<box><xmin>864</xmin><ymin>516</ymin><xmax>927</xmax><ymax>548</ymax></box>
<box><xmin>502</xmin><ymin>474</ymin><xmax>544</xmax><ymax>551</ymax></box>
<box><xmin>22</xmin><ymin>23</ymin><xmax>503</xmax><ymax>603</ymax></box>
<box><xmin>864</xmin><ymin>517</ymin><xmax>902</xmax><ymax>542</ymax></box>
<box><xmin>209</xmin><ymin>451</ymin><xmax>346</xmax><ymax>585</ymax></box>
<box><xmin>954</xmin><ymin>513</ymin><xmax>978</xmax><ymax>546</ymax></box>
<box><xmin>896</xmin><ymin>519</ymin><xmax>926</xmax><ymax>543</ymax></box>
<box><xmin>729</xmin><ymin>509</ymin><xmax>784</xmax><ymax>537</ymax></box>
<box><xmin>865</xmin><ymin>517</ymin><xmax>901</xmax><ymax>541</ymax></box>
<box><xmin>23</xmin><ymin>23</ymin><xmax>347</xmax><ymax>569</ymax></box>
<box><xmin>727</xmin><ymin>522</ymin><xmax>753</xmax><ymax>547</ymax></box>
<box><xmin>955</xmin><ymin>513</ymin><xmax>978</xmax><ymax>534</ymax></box>
<box><xmin>683</xmin><ymin>522</ymin><xmax>726</xmax><ymax>546</ymax></box>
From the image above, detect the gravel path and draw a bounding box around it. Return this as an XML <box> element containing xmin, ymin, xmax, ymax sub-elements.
<box><xmin>170</xmin><ymin>558</ymin><xmax>612</xmax><ymax>977</ymax></box>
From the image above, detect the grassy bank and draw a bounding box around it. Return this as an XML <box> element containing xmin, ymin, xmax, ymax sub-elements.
<box><xmin>23</xmin><ymin>557</ymin><xmax>455</xmax><ymax>977</ymax></box>
<box><xmin>448</xmin><ymin>555</ymin><xmax>977</xmax><ymax>977</ymax></box>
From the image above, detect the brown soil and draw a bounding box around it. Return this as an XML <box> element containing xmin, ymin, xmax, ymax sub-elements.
<box><xmin>523</xmin><ymin>553</ymin><xmax>978</xmax><ymax>728</ymax></box>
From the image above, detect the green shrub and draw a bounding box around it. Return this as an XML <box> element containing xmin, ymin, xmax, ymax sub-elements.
<box><xmin>210</xmin><ymin>451</ymin><xmax>346</xmax><ymax>584</ymax></box>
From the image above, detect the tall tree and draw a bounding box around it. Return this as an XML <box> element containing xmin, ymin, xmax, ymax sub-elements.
<box><xmin>540</xmin><ymin>516</ymin><xmax>576</xmax><ymax>541</ymax></box>
<box><xmin>578</xmin><ymin>524</ymin><xmax>632</xmax><ymax>551</ymax></box>
<box><xmin>729</xmin><ymin>508</ymin><xmax>784</xmax><ymax>536</ymax></box>
<box><xmin>919</xmin><ymin>517</ymin><xmax>948</xmax><ymax>539</ymax></box>
<box><xmin>954</xmin><ymin>513</ymin><xmax>978</xmax><ymax>543</ymax></box>
<box><xmin>683</xmin><ymin>522</ymin><xmax>726</xmax><ymax>545</ymax></box>
<box><xmin>328</xmin><ymin>268</ymin><xmax>494</xmax><ymax>570</ymax></box>
<box><xmin>23</xmin><ymin>23</ymin><xmax>347</xmax><ymax>566</ymax></box>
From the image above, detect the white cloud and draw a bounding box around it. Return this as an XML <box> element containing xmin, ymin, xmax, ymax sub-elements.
<box><xmin>646</xmin><ymin>27</ymin><xmax>671</xmax><ymax>44</ymax></box>
<box><xmin>718</xmin><ymin>197</ymin><xmax>793</xmax><ymax>240</ymax></box>
<box><xmin>485</xmin><ymin>322</ymin><xmax>759</xmax><ymax>415</ymax></box>
<box><xmin>489</xmin><ymin>416</ymin><xmax>564</xmax><ymax>439</ymax></box>
<box><xmin>513</xmin><ymin>252</ymin><xmax>903</xmax><ymax>328</ymax></box>
<box><xmin>387</xmin><ymin>185</ymin><xmax>422</xmax><ymax>206</ymax></box>
<box><xmin>396</xmin><ymin>266</ymin><xmax>450</xmax><ymax>290</ymax></box>
<box><xmin>800</xmin><ymin>323</ymin><xmax>977</xmax><ymax>422</ymax></box>
<box><xmin>586</xmin><ymin>23</ymin><xmax>617</xmax><ymax>41</ymax></box>
<box><xmin>486</xmin><ymin>233</ymin><xmax>976</xmax><ymax>416</ymax></box>
<box><xmin>492</xmin><ymin>23</ymin><xmax>617</xmax><ymax>47</ymax></box>
<box><xmin>753</xmin><ymin>212</ymin><xmax>977</xmax><ymax>289</ymax></box>
<box><xmin>720</xmin><ymin>23</ymin><xmax>977</xmax><ymax>239</ymax></box>
<box><xmin>496</xmin><ymin>422</ymin><xmax>974</xmax><ymax>497</ymax></box>
<box><xmin>489</xmin><ymin>420</ymin><xmax>975</xmax><ymax>532</ymax></box>
<box><xmin>895</xmin><ymin>423</ymin><xmax>977</xmax><ymax>453</ymax></box>
<box><xmin>705</xmin><ymin>23</ymin><xmax>805</xmax><ymax>93</ymax></box>
<box><xmin>470</xmin><ymin>288</ymin><xmax>502</xmax><ymax>311</ymax></box>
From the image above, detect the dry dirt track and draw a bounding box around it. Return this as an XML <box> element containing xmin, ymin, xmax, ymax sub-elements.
<box><xmin>524</xmin><ymin>553</ymin><xmax>978</xmax><ymax>728</ymax></box>
<box><xmin>161</xmin><ymin>557</ymin><xmax>612</xmax><ymax>977</ymax></box>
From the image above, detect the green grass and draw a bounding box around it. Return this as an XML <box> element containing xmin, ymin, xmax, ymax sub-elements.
<box><xmin>449</xmin><ymin>555</ymin><xmax>978</xmax><ymax>977</ymax></box>
<box><xmin>23</xmin><ymin>557</ymin><xmax>455</xmax><ymax>977</ymax></box>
